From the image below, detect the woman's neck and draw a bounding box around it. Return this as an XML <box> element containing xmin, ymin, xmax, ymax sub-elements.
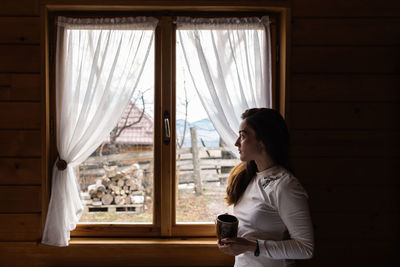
<box><xmin>255</xmin><ymin>153</ymin><xmax>276</xmax><ymax>172</ymax></box>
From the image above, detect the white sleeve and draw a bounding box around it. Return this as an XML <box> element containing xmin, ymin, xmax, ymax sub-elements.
<box><xmin>259</xmin><ymin>177</ymin><xmax>314</xmax><ymax>259</ymax></box>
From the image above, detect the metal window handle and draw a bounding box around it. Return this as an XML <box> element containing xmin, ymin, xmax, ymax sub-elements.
<box><xmin>164</xmin><ymin>118</ymin><xmax>170</xmax><ymax>138</ymax></box>
<box><xmin>163</xmin><ymin>110</ymin><xmax>171</xmax><ymax>145</ymax></box>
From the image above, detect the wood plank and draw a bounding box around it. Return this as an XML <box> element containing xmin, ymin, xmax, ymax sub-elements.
<box><xmin>290</xmin><ymin>158</ymin><xmax>400</xmax><ymax>185</ymax></box>
<box><xmin>0</xmin><ymin>186</ymin><xmax>41</xmax><ymax>213</ymax></box>
<box><xmin>297</xmin><ymin>241</ymin><xmax>398</xmax><ymax>267</ymax></box>
<box><xmin>306</xmin><ymin>185</ymin><xmax>399</xmax><ymax>213</ymax></box>
<box><xmin>0</xmin><ymin>240</ymin><xmax>233</xmax><ymax>267</ymax></box>
<box><xmin>72</xmin><ymin>225</ymin><xmax>160</xmax><ymax>237</ymax></box>
<box><xmin>0</xmin><ymin>17</ymin><xmax>40</xmax><ymax>45</ymax></box>
<box><xmin>0</xmin><ymin>158</ymin><xmax>41</xmax><ymax>185</ymax></box>
<box><xmin>0</xmin><ymin>74</ymin><xmax>41</xmax><ymax>101</ymax></box>
<box><xmin>290</xmin><ymin>130</ymin><xmax>400</xmax><ymax>157</ymax></box>
<box><xmin>312</xmin><ymin>212</ymin><xmax>399</xmax><ymax>241</ymax></box>
<box><xmin>70</xmin><ymin>237</ymin><xmax>219</xmax><ymax>245</ymax></box>
<box><xmin>0</xmin><ymin>130</ymin><xmax>41</xmax><ymax>157</ymax></box>
<box><xmin>0</xmin><ymin>0</ymin><xmax>39</xmax><ymax>16</ymax></box>
<box><xmin>0</xmin><ymin>103</ymin><xmax>41</xmax><ymax>129</ymax></box>
<box><xmin>0</xmin><ymin>45</ymin><xmax>40</xmax><ymax>73</ymax></box>
<box><xmin>292</xmin><ymin>0</ymin><xmax>400</xmax><ymax>17</ymax></box>
<box><xmin>290</xmin><ymin>102</ymin><xmax>400</xmax><ymax>130</ymax></box>
<box><xmin>0</xmin><ymin>214</ymin><xmax>41</xmax><ymax>241</ymax></box>
<box><xmin>0</xmin><ymin>240</ymin><xmax>396</xmax><ymax>267</ymax></box>
<box><xmin>293</xmin><ymin>18</ymin><xmax>400</xmax><ymax>46</ymax></box>
<box><xmin>290</xmin><ymin>74</ymin><xmax>400</xmax><ymax>102</ymax></box>
<box><xmin>292</xmin><ymin>46</ymin><xmax>400</xmax><ymax>74</ymax></box>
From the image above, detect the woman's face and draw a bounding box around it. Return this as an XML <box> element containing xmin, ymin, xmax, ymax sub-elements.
<box><xmin>235</xmin><ymin>120</ymin><xmax>263</xmax><ymax>162</ymax></box>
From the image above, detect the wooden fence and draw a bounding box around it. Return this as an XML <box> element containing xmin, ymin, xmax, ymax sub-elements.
<box><xmin>79</xmin><ymin>146</ymin><xmax>239</xmax><ymax>186</ymax></box>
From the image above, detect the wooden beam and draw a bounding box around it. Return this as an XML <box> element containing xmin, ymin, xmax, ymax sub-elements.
<box><xmin>0</xmin><ymin>186</ymin><xmax>41</xmax><ymax>213</ymax></box>
<box><xmin>290</xmin><ymin>130</ymin><xmax>400</xmax><ymax>157</ymax></box>
<box><xmin>0</xmin><ymin>45</ymin><xmax>40</xmax><ymax>73</ymax></box>
<box><xmin>312</xmin><ymin>212</ymin><xmax>399</xmax><ymax>241</ymax></box>
<box><xmin>293</xmin><ymin>18</ymin><xmax>400</xmax><ymax>46</ymax></box>
<box><xmin>0</xmin><ymin>130</ymin><xmax>41</xmax><ymax>157</ymax></box>
<box><xmin>0</xmin><ymin>214</ymin><xmax>41</xmax><ymax>241</ymax></box>
<box><xmin>292</xmin><ymin>46</ymin><xmax>400</xmax><ymax>74</ymax></box>
<box><xmin>0</xmin><ymin>240</ymin><xmax>234</xmax><ymax>266</ymax></box>
<box><xmin>292</xmin><ymin>0</ymin><xmax>400</xmax><ymax>17</ymax></box>
<box><xmin>0</xmin><ymin>158</ymin><xmax>41</xmax><ymax>185</ymax></box>
<box><xmin>291</xmin><ymin>74</ymin><xmax>400</xmax><ymax>102</ymax></box>
<box><xmin>0</xmin><ymin>103</ymin><xmax>41</xmax><ymax>129</ymax></box>
<box><xmin>307</xmin><ymin>185</ymin><xmax>398</xmax><ymax>212</ymax></box>
<box><xmin>0</xmin><ymin>17</ymin><xmax>41</xmax><ymax>45</ymax></box>
<box><xmin>0</xmin><ymin>0</ymin><xmax>40</xmax><ymax>16</ymax></box>
<box><xmin>0</xmin><ymin>74</ymin><xmax>41</xmax><ymax>101</ymax></box>
<box><xmin>291</xmin><ymin>158</ymin><xmax>400</xmax><ymax>185</ymax></box>
<box><xmin>290</xmin><ymin>102</ymin><xmax>400</xmax><ymax>130</ymax></box>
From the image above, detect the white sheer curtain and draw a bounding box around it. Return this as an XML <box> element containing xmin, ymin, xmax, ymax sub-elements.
<box><xmin>42</xmin><ymin>16</ymin><xmax>158</xmax><ymax>247</ymax></box>
<box><xmin>176</xmin><ymin>17</ymin><xmax>272</xmax><ymax>155</ymax></box>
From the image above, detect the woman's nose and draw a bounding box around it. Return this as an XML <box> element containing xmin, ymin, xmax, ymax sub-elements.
<box><xmin>234</xmin><ymin>138</ymin><xmax>240</xmax><ymax>147</ymax></box>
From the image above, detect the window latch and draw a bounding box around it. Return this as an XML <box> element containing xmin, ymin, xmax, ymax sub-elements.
<box><xmin>163</xmin><ymin>110</ymin><xmax>170</xmax><ymax>145</ymax></box>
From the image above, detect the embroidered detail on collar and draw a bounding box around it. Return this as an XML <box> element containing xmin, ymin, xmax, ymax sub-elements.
<box><xmin>262</xmin><ymin>175</ymin><xmax>282</xmax><ymax>189</ymax></box>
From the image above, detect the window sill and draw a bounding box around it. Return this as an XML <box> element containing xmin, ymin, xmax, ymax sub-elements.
<box><xmin>68</xmin><ymin>237</ymin><xmax>233</xmax><ymax>266</ymax></box>
<box><xmin>70</xmin><ymin>237</ymin><xmax>218</xmax><ymax>247</ymax></box>
<box><xmin>4</xmin><ymin>238</ymin><xmax>233</xmax><ymax>266</ymax></box>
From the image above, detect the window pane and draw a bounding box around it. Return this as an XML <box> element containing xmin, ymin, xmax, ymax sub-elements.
<box><xmin>77</xmin><ymin>31</ymin><xmax>155</xmax><ymax>224</ymax></box>
<box><xmin>175</xmin><ymin>32</ymin><xmax>240</xmax><ymax>223</ymax></box>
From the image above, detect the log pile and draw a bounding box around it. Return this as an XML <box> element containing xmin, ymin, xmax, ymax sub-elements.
<box><xmin>82</xmin><ymin>164</ymin><xmax>145</xmax><ymax>208</ymax></box>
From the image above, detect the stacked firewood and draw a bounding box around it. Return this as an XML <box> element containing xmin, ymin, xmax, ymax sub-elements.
<box><xmin>83</xmin><ymin>164</ymin><xmax>145</xmax><ymax>206</ymax></box>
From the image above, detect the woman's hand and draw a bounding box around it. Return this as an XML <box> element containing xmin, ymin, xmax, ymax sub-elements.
<box><xmin>217</xmin><ymin>237</ymin><xmax>257</xmax><ymax>256</ymax></box>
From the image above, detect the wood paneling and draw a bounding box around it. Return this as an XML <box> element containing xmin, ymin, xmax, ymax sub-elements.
<box><xmin>0</xmin><ymin>158</ymin><xmax>41</xmax><ymax>185</ymax></box>
<box><xmin>0</xmin><ymin>214</ymin><xmax>41</xmax><ymax>241</ymax></box>
<box><xmin>0</xmin><ymin>17</ymin><xmax>40</xmax><ymax>45</ymax></box>
<box><xmin>0</xmin><ymin>241</ymin><xmax>233</xmax><ymax>267</ymax></box>
<box><xmin>291</xmin><ymin>158</ymin><xmax>400</xmax><ymax>185</ymax></box>
<box><xmin>0</xmin><ymin>186</ymin><xmax>41</xmax><ymax>213</ymax></box>
<box><xmin>291</xmin><ymin>0</ymin><xmax>400</xmax><ymax>265</ymax></box>
<box><xmin>292</xmin><ymin>46</ymin><xmax>400</xmax><ymax>74</ymax></box>
<box><xmin>293</xmin><ymin>18</ymin><xmax>400</xmax><ymax>46</ymax></box>
<box><xmin>290</xmin><ymin>130</ymin><xmax>400</xmax><ymax>157</ymax></box>
<box><xmin>290</xmin><ymin>102</ymin><xmax>400</xmax><ymax>130</ymax></box>
<box><xmin>0</xmin><ymin>0</ymin><xmax>40</xmax><ymax>16</ymax></box>
<box><xmin>0</xmin><ymin>103</ymin><xmax>41</xmax><ymax>129</ymax></box>
<box><xmin>0</xmin><ymin>45</ymin><xmax>40</xmax><ymax>73</ymax></box>
<box><xmin>291</xmin><ymin>74</ymin><xmax>400</xmax><ymax>102</ymax></box>
<box><xmin>292</xmin><ymin>0</ymin><xmax>400</xmax><ymax>17</ymax></box>
<box><xmin>0</xmin><ymin>130</ymin><xmax>41</xmax><ymax>156</ymax></box>
<box><xmin>312</xmin><ymin>212</ymin><xmax>399</xmax><ymax>241</ymax></box>
<box><xmin>306</xmin><ymin>185</ymin><xmax>399</xmax><ymax>212</ymax></box>
<box><xmin>297</xmin><ymin>241</ymin><xmax>398</xmax><ymax>267</ymax></box>
<box><xmin>0</xmin><ymin>74</ymin><xmax>41</xmax><ymax>101</ymax></box>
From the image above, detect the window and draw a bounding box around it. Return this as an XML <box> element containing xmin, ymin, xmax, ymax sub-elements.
<box><xmin>45</xmin><ymin>8</ymin><xmax>284</xmax><ymax>242</ymax></box>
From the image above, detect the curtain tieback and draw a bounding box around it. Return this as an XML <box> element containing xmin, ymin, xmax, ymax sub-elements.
<box><xmin>56</xmin><ymin>158</ymin><xmax>68</xmax><ymax>170</ymax></box>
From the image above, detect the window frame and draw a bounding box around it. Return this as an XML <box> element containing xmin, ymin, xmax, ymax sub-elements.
<box><xmin>43</xmin><ymin>3</ymin><xmax>289</xmax><ymax>239</ymax></box>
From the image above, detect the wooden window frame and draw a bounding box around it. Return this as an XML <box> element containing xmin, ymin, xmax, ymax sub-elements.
<box><xmin>41</xmin><ymin>1</ymin><xmax>290</xmax><ymax>239</ymax></box>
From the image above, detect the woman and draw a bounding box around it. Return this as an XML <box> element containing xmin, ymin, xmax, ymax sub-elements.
<box><xmin>218</xmin><ymin>108</ymin><xmax>314</xmax><ymax>267</ymax></box>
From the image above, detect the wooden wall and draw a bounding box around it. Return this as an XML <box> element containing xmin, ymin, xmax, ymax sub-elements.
<box><xmin>289</xmin><ymin>1</ymin><xmax>399</xmax><ymax>266</ymax></box>
<box><xmin>0</xmin><ymin>0</ymin><xmax>398</xmax><ymax>266</ymax></box>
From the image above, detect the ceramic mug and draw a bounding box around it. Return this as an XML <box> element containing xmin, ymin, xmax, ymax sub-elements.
<box><xmin>215</xmin><ymin>213</ymin><xmax>238</xmax><ymax>240</ymax></box>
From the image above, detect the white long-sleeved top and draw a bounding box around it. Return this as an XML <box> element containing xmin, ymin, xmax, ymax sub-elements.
<box><xmin>233</xmin><ymin>165</ymin><xmax>314</xmax><ymax>267</ymax></box>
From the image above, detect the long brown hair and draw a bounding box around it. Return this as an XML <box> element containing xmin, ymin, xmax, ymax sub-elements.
<box><xmin>225</xmin><ymin>108</ymin><xmax>290</xmax><ymax>206</ymax></box>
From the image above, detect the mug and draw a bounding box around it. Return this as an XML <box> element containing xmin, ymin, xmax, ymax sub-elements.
<box><xmin>215</xmin><ymin>213</ymin><xmax>238</xmax><ymax>240</ymax></box>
